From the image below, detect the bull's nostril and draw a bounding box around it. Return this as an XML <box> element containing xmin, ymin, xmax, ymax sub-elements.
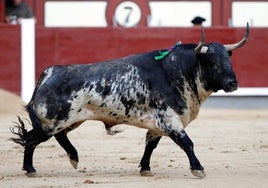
<box><xmin>230</xmin><ymin>81</ymin><xmax>238</xmax><ymax>86</ymax></box>
<box><xmin>231</xmin><ymin>81</ymin><xmax>238</xmax><ymax>87</ymax></box>
<box><xmin>227</xmin><ymin>81</ymin><xmax>238</xmax><ymax>91</ymax></box>
<box><xmin>225</xmin><ymin>80</ymin><xmax>238</xmax><ymax>92</ymax></box>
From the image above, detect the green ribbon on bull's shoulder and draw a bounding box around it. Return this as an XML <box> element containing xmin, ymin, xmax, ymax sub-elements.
<box><xmin>154</xmin><ymin>41</ymin><xmax>181</xmax><ymax>60</ymax></box>
<box><xmin>154</xmin><ymin>51</ymin><xmax>170</xmax><ymax>60</ymax></box>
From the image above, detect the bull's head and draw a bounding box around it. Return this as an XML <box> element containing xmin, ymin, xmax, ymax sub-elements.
<box><xmin>195</xmin><ymin>23</ymin><xmax>249</xmax><ymax>92</ymax></box>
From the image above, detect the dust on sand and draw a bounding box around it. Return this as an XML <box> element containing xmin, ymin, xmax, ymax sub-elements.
<box><xmin>0</xmin><ymin>89</ymin><xmax>267</xmax><ymax>188</ymax></box>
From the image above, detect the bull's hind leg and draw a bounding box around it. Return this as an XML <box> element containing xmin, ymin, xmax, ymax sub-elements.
<box><xmin>54</xmin><ymin>131</ymin><xmax>79</xmax><ymax>169</ymax></box>
<box><xmin>23</xmin><ymin>131</ymin><xmax>51</xmax><ymax>176</ymax></box>
<box><xmin>10</xmin><ymin>117</ymin><xmax>51</xmax><ymax>176</ymax></box>
<box><xmin>139</xmin><ymin>130</ymin><xmax>161</xmax><ymax>176</ymax></box>
<box><xmin>23</xmin><ymin>134</ymin><xmax>44</xmax><ymax>176</ymax></box>
<box><xmin>54</xmin><ymin>122</ymin><xmax>83</xmax><ymax>169</ymax></box>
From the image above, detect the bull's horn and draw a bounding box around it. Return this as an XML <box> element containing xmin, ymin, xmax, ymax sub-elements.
<box><xmin>195</xmin><ymin>26</ymin><xmax>208</xmax><ymax>54</ymax></box>
<box><xmin>224</xmin><ymin>22</ymin><xmax>249</xmax><ymax>51</ymax></box>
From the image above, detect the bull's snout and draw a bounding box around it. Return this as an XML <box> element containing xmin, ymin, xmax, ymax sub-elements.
<box><xmin>224</xmin><ymin>80</ymin><xmax>238</xmax><ymax>92</ymax></box>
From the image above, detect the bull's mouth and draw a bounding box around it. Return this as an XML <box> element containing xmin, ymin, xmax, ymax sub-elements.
<box><xmin>223</xmin><ymin>81</ymin><xmax>238</xmax><ymax>92</ymax></box>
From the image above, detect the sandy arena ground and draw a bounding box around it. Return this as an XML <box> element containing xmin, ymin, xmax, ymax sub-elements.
<box><xmin>0</xmin><ymin>89</ymin><xmax>267</xmax><ymax>188</ymax></box>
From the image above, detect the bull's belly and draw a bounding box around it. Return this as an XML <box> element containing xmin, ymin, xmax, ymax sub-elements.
<box><xmin>85</xmin><ymin>107</ymin><xmax>164</xmax><ymax>135</ymax></box>
<box><xmin>40</xmin><ymin>105</ymin><xmax>164</xmax><ymax>136</ymax></box>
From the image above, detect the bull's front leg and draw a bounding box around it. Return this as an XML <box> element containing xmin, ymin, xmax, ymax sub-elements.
<box><xmin>139</xmin><ymin>130</ymin><xmax>162</xmax><ymax>176</ymax></box>
<box><xmin>167</xmin><ymin>129</ymin><xmax>206</xmax><ymax>178</ymax></box>
<box><xmin>153</xmin><ymin>107</ymin><xmax>205</xmax><ymax>178</ymax></box>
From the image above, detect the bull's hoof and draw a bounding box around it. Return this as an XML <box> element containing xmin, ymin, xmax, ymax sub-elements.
<box><xmin>70</xmin><ymin>159</ymin><xmax>78</xmax><ymax>169</ymax></box>
<box><xmin>25</xmin><ymin>172</ymin><xmax>38</xmax><ymax>178</ymax></box>
<box><xmin>22</xmin><ymin>165</ymin><xmax>37</xmax><ymax>176</ymax></box>
<box><xmin>191</xmin><ymin>169</ymin><xmax>206</xmax><ymax>178</ymax></box>
<box><xmin>68</xmin><ymin>154</ymin><xmax>78</xmax><ymax>169</ymax></box>
<box><xmin>140</xmin><ymin>170</ymin><xmax>154</xmax><ymax>177</ymax></box>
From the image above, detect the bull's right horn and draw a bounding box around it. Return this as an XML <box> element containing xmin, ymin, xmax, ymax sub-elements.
<box><xmin>224</xmin><ymin>22</ymin><xmax>249</xmax><ymax>51</ymax></box>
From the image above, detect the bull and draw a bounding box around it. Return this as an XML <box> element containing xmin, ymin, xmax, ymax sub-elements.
<box><xmin>11</xmin><ymin>24</ymin><xmax>249</xmax><ymax>178</ymax></box>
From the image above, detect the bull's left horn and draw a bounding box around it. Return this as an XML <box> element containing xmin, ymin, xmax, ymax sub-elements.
<box><xmin>224</xmin><ymin>22</ymin><xmax>249</xmax><ymax>51</ymax></box>
<box><xmin>195</xmin><ymin>26</ymin><xmax>208</xmax><ymax>54</ymax></box>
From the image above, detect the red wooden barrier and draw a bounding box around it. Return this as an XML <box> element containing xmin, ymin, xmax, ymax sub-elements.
<box><xmin>0</xmin><ymin>26</ymin><xmax>267</xmax><ymax>95</ymax></box>
<box><xmin>35</xmin><ymin>26</ymin><xmax>268</xmax><ymax>88</ymax></box>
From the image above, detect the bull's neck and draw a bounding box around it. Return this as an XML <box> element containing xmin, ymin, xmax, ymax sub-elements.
<box><xmin>180</xmin><ymin>71</ymin><xmax>213</xmax><ymax>126</ymax></box>
<box><xmin>162</xmin><ymin>52</ymin><xmax>213</xmax><ymax>126</ymax></box>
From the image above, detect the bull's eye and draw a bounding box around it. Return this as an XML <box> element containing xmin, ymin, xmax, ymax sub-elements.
<box><xmin>212</xmin><ymin>62</ymin><xmax>222</xmax><ymax>69</ymax></box>
<box><xmin>212</xmin><ymin>63</ymin><xmax>222</xmax><ymax>75</ymax></box>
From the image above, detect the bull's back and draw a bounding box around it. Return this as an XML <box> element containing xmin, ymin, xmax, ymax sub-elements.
<box><xmin>29</xmin><ymin>56</ymin><xmax>150</xmax><ymax>123</ymax></box>
<box><xmin>32</xmin><ymin>61</ymin><xmax>117</xmax><ymax>99</ymax></box>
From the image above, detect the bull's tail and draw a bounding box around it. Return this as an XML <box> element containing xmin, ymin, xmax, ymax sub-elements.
<box><xmin>10</xmin><ymin>116</ymin><xmax>29</xmax><ymax>148</ymax></box>
<box><xmin>10</xmin><ymin>106</ymin><xmax>50</xmax><ymax>148</ymax></box>
<box><xmin>10</xmin><ymin>116</ymin><xmax>45</xmax><ymax>148</ymax></box>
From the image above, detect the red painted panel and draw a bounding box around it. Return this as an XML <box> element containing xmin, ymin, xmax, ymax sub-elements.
<box><xmin>232</xmin><ymin>28</ymin><xmax>268</xmax><ymax>87</ymax></box>
<box><xmin>0</xmin><ymin>24</ymin><xmax>21</xmax><ymax>94</ymax></box>
<box><xmin>0</xmin><ymin>1</ymin><xmax>4</xmax><ymax>22</ymax></box>
<box><xmin>35</xmin><ymin>27</ymin><xmax>58</xmax><ymax>72</ymax></box>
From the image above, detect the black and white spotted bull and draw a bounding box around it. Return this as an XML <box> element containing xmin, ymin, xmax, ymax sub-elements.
<box><xmin>11</xmin><ymin>24</ymin><xmax>249</xmax><ymax>178</ymax></box>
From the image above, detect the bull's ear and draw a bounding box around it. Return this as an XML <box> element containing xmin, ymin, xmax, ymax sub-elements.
<box><xmin>199</xmin><ymin>46</ymin><xmax>208</xmax><ymax>54</ymax></box>
<box><xmin>228</xmin><ymin>51</ymin><xmax>232</xmax><ymax>56</ymax></box>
